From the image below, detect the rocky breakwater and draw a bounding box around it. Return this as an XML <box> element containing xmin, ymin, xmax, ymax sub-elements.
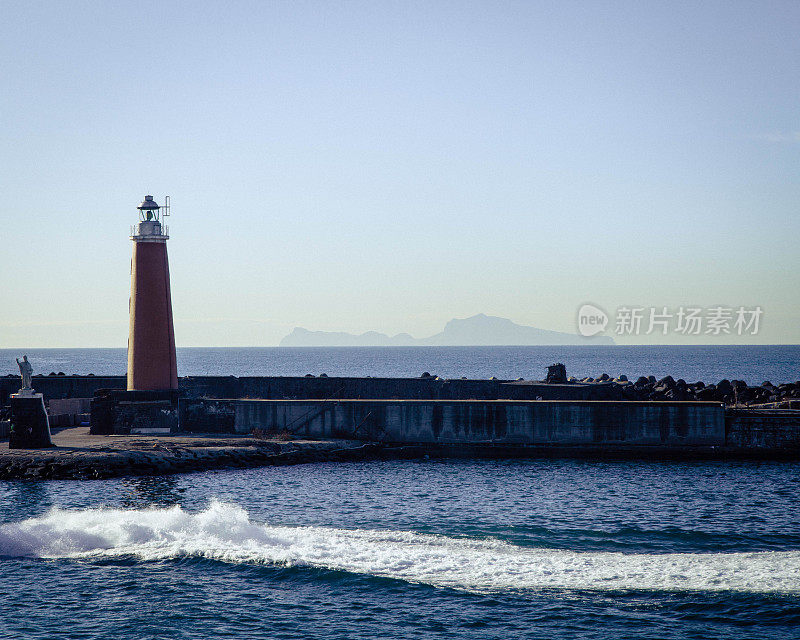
<box><xmin>0</xmin><ymin>427</ymin><xmax>422</xmax><ymax>480</ymax></box>
<box><xmin>577</xmin><ymin>374</ymin><xmax>800</xmax><ymax>406</ymax></box>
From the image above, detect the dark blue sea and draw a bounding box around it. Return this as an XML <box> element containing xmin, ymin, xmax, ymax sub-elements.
<box><xmin>1</xmin><ymin>461</ymin><xmax>800</xmax><ymax>639</ymax></box>
<box><xmin>1</xmin><ymin>346</ymin><xmax>799</xmax><ymax>639</ymax></box>
<box><xmin>1</xmin><ymin>344</ymin><xmax>799</xmax><ymax>384</ymax></box>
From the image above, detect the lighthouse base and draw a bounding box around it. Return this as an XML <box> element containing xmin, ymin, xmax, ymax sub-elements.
<box><xmin>90</xmin><ymin>389</ymin><xmax>180</xmax><ymax>435</ymax></box>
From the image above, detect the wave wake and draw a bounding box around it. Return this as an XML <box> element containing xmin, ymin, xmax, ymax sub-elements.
<box><xmin>1</xmin><ymin>501</ymin><xmax>798</xmax><ymax>594</ymax></box>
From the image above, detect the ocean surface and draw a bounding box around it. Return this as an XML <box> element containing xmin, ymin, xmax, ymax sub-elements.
<box><xmin>1</xmin><ymin>346</ymin><xmax>799</xmax><ymax>639</ymax></box>
<box><xmin>1</xmin><ymin>344</ymin><xmax>799</xmax><ymax>384</ymax></box>
<box><xmin>1</xmin><ymin>461</ymin><xmax>799</xmax><ymax>639</ymax></box>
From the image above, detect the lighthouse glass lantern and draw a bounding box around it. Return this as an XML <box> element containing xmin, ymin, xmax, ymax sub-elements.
<box><xmin>133</xmin><ymin>194</ymin><xmax>170</xmax><ymax>239</ymax></box>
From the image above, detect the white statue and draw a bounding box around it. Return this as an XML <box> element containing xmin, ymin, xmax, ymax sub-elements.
<box><xmin>16</xmin><ymin>355</ymin><xmax>33</xmax><ymax>391</ymax></box>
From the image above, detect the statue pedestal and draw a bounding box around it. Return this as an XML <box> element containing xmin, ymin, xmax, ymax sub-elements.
<box><xmin>9</xmin><ymin>393</ymin><xmax>54</xmax><ymax>449</ymax></box>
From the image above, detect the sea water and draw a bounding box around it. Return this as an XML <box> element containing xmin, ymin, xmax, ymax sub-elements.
<box><xmin>1</xmin><ymin>345</ymin><xmax>799</xmax><ymax>383</ymax></box>
<box><xmin>1</xmin><ymin>460</ymin><xmax>799</xmax><ymax>639</ymax></box>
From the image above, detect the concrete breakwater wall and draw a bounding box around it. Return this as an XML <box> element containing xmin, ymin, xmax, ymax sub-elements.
<box><xmin>182</xmin><ymin>399</ymin><xmax>725</xmax><ymax>448</ymax></box>
<box><xmin>179</xmin><ymin>398</ymin><xmax>800</xmax><ymax>455</ymax></box>
<box><xmin>6</xmin><ymin>376</ymin><xmax>797</xmax><ymax>457</ymax></box>
<box><xmin>1</xmin><ymin>375</ymin><xmax>614</xmax><ymax>405</ymax></box>
<box><xmin>726</xmin><ymin>408</ymin><xmax>800</xmax><ymax>449</ymax></box>
<box><xmin>1</xmin><ymin>376</ymin><xmax>126</xmax><ymax>405</ymax></box>
<box><xmin>4</xmin><ymin>374</ymin><xmax>798</xmax><ymax>407</ymax></box>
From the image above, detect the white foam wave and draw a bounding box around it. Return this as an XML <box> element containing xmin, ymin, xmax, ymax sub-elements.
<box><xmin>1</xmin><ymin>501</ymin><xmax>798</xmax><ymax>594</ymax></box>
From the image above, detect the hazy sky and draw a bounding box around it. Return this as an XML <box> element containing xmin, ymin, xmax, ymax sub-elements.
<box><xmin>1</xmin><ymin>0</ymin><xmax>798</xmax><ymax>347</ymax></box>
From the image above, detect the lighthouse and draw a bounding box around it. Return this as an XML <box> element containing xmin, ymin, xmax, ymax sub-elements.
<box><xmin>126</xmin><ymin>195</ymin><xmax>178</xmax><ymax>391</ymax></box>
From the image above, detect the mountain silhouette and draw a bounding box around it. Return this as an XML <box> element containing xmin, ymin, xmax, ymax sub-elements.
<box><xmin>279</xmin><ymin>314</ymin><xmax>614</xmax><ymax>346</ymax></box>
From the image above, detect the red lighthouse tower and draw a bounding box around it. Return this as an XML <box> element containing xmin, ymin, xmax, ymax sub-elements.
<box><xmin>127</xmin><ymin>195</ymin><xmax>178</xmax><ymax>391</ymax></box>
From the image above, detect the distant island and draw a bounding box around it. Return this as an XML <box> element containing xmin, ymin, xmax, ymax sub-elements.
<box><xmin>279</xmin><ymin>313</ymin><xmax>615</xmax><ymax>346</ymax></box>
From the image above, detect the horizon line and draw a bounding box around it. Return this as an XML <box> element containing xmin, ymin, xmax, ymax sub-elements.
<box><xmin>1</xmin><ymin>344</ymin><xmax>797</xmax><ymax>350</ymax></box>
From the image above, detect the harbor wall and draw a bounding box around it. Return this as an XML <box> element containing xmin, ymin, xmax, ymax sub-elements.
<box><xmin>181</xmin><ymin>398</ymin><xmax>725</xmax><ymax>447</ymax></box>
<box><xmin>6</xmin><ymin>376</ymin><xmax>798</xmax><ymax>456</ymax></box>
<box><xmin>1</xmin><ymin>375</ymin><xmax>615</xmax><ymax>405</ymax></box>
<box><xmin>725</xmin><ymin>408</ymin><xmax>800</xmax><ymax>449</ymax></box>
<box><xmin>1</xmin><ymin>376</ymin><xmax>126</xmax><ymax>405</ymax></box>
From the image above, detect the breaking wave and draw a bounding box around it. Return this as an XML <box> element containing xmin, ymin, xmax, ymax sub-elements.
<box><xmin>1</xmin><ymin>501</ymin><xmax>798</xmax><ymax>594</ymax></box>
